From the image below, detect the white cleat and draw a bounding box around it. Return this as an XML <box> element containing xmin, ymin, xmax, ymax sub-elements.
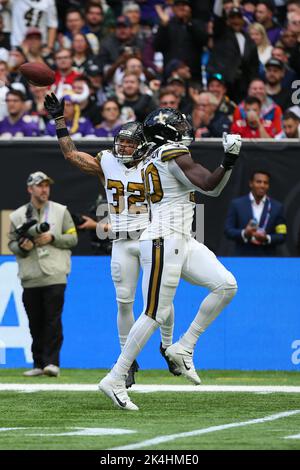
<box><xmin>165</xmin><ymin>342</ymin><xmax>201</xmax><ymax>385</ymax></box>
<box><xmin>98</xmin><ymin>374</ymin><xmax>139</xmax><ymax>411</ymax></box>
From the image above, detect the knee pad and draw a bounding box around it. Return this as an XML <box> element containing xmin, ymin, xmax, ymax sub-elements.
<box><xmin>111</xmin><ymin>262</ymin><xmax>135</xmax><ymax>303</ymax></box>
<box><xmin>214</xmin><ymin>272</ymin><xmax>238</xmax><ymax>298</ymax></box>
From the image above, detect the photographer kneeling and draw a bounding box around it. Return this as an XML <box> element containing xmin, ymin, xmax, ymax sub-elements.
<box><xmin>8</xmin><ymin>172</ymin><xmax>78</xmax><ymax>377</ymax></box>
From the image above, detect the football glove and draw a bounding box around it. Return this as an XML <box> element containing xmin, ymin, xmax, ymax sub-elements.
<box><xmin>44</xmin><ymin>93</ymin><xmax>65</xmax><ymax>120</ymax></box>
<box><xmin>221</xmin><ymin>132</ymin><xmax>242</xmax><ymax>170</ymax></box>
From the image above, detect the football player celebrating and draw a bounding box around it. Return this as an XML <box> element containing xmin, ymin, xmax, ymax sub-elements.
<box><xmin>99</xmin><ymin>109</ymin><xmax>242</xmax><ymax>410</ymax></box>
<box><xmin>44</xmin><ymin>93</ymin><xmax>176</xmax><ymax>388</ymax></box>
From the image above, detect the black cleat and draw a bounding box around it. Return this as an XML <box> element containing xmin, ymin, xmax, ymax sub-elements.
<box><xmin>125</xmin><ymin>360</ymin><xmax>139</xmax><ymax>389</ymax></box>
<box><xmin>160</xmin><ymin>342</ymin><xmax>182</xmax><ymax>376</ymax></box>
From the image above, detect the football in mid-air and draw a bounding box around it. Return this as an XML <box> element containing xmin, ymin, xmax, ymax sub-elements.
<box><xmin>19</xmin><ymin>62</ymin><xmax>55</xmax><ymax>87</ymax></box>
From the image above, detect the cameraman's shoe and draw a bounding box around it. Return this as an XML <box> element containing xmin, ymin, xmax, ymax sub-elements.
<box><xmin>160</xmin><ymin>343</ymin><xmax>181</xmax><ymax>376</ymax></box>
<box><xmin>43</xmin><ymin>364</ymin><xmax>60</xmax><ymax>377</ymax></box>
<box><xmin>125</xmin><ymin>360</ymin><xmax>139</xmax><ymax>389</ymax></box>
<box><xmin>23</xmin><ymin>368</ymin><xmax>44</xmax><ymax>377</ymax></box>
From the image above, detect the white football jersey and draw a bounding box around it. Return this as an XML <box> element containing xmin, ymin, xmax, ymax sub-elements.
<box><xmin>11</xmin><ymin>0</ymin><xmax>58</xmax><ymax>47</ymax></box>
<box><xmin>140</xmin><ymin>143</ymin><xmax>195</xmax><ymax>240</ymax></box>
<box><xmin>97</xmin><ymin>150</ymin><xmax>149</xmax><ymax>234</ymax></box>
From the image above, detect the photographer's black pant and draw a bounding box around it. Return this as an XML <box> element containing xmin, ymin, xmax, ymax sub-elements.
<box><xmin>22</xmin><ymin>284</ymin><xmax>66</xmax><ymax>369</ymax></box>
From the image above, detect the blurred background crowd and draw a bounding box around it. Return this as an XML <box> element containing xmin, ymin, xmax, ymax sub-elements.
<box><xmin>0</xmin><ymin>0</ymin><xmax>300</xmax><ymax>139</ymax></box>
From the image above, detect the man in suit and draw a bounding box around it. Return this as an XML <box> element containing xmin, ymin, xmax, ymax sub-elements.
<box><xmin>208</xmin><ymin>6</ymin><xmax>259</xmax><ymax>103</ymax></box>
<box><xmin>224</xmin><ymin>170</ymin><xmax>287</xmax><ymax>256</ymax></box>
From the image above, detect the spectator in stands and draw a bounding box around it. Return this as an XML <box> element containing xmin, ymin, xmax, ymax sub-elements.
<box><xmin>0</xmin><ymin>60</ymin><xmax>9</xmax><ymax>120</ymax></box>
<box><xmin>45</xmin><ymin>93</ymin><xmax>94</xmax><ymax>138</ymax></box>
<box><xmin>21</xmin><ymin>28</ymin><xmax>46</xmax><ymax>65</ymax></box>
<box><xmin>166</xmin><ymin>75</ymin><xmax>193</xmax><ymax>114</ymax></box>
<box><xmin>53</xmin><ymin>49</ymin><xmax>80</xmax><ymax>97</ymax></box>
<box><xmin>159</xmin><ymin>89</ymin><xmax>180</xmax><ymax>109</ymax></box>
<box><xmin>28</xmin><ymin>85</ymin><xmax>50</xmax><ymax>127</ymax></box>
<box><xmin>85</xmin><ymin>61</ymin><xmax>107</xmax><ymax>106</ymax></box>
<box><xmin>59</xmin><ymin>8</ymin><xmax>99</xmax><ymax>55</ymax></box>
<box><xmin>208</xmin><ymin>6</ymin><xmax>259</xmax><ymax>103</ymax></box>
<box><xmin>248</xmin><ymin>22</ymin><xmax>273</xmax><ymax>72</ymax></box>
<box><xmin>271</xmin><ymin>45</ymin><xmax>297</xmax><ymax>88</ymax></box>
<box><xmin>231</xmin><ymin>95</ymin><xmax>275</xmax><ymax>137</ymax></box>
<box><xmin>0</xmin><ymin>89</ymin><xmax>40</xmax><ymax>137</ymax></box>
<box><xmin>118</xmin><ymin>72</ymin><xmax>156</xmax><ymax>122</ymax></box>
<box><xmin>0</xmin><ymin>12</ymin><xmax>10</xmax><ymax>55</ymax></box>
<box><xmin>85</xmin><ymin>2</ymin><xmax>107</xmax><ymax>45</ymax></box>
<box><xmin>278</xmin><ymin>28</ymin><xmax>298</xmax><ymax>58</ymax></box>
<box><xmin>72</xmin><ymin>33</ymin><xmax>94</xmax><ymax>74</ymax></box>
<box><xmin>122</xmin><ymin>2</ymin><xmax>143</xmax><ymax>39</ymax></box>
<box><xmin>164</xmin><ymin>59</ymin><xmax>192</xmax><ymax>84</ymax></box>
<box><xmin>7</xmin><ymin>47</ymin><xmax>27</xmax><ymax>89</ymax></box>
<box><xmin>287</xmin><ymin>0</ymin><xmax>300</xmax><ymax>15</ymax></box>
<box><xmin>72</xmin><ymin>75</ymin><xmax>101</xmax><ymax>126</ymax></box>
<box><xmin>207</xmin><ymin>73</ymin><xmax>236</xmax><ymax>121</ymax></box>
<box><xmin>154</xmin><ymin>0</ymin><xmax>208</xmax><ymax>81</ymax></box>
<box><xmin>193</xmin><ymin>91</ymin><xmax>231</xmax><ymax>138</ymax></box>
<box><xmin>224</xmin><ymin>169</ymin><xmax>287</xmax><ymax>256</ymax></box>
<box><xmin>95</xmin><ymin>98</ymin><xmax>122</xmax><ymax>137</ymax></box>
<box><xmin>275</xmin><ymin>110</ymin><xmax>300</xmax><ymax>138</ymax></box>
<box><xmin>255</xmin><ymin>1</ymin><xmax>282</xmax><ymax>45</ymax></box>
<box><xmin>233</xmin><ymin>78</ymin><xmax>283</xmax><ymax>135</ymax></box>
<box><xmin>10</xmin><ymin>0</ymin><xmax>58</xmax><ymax>52</ymax></box>
<box><xmin>99</xmin><ymin>15</ymin><xmax>143</xmax><ymax>82</ymax></box>
<box><xmin>287</xmin><ymin>11</ymin><xmax>300</xmax><ymax>75</ymax></box>
<box><xmin>265</xmin><ymin>58</ymin><xmax>292</xmax><ymax>111</ymax></box>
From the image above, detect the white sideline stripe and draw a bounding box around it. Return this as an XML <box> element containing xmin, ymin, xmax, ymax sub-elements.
<box><xmin>284</xmin><ymin>433</ymin><xmax>300</xmax><ymax>439</ymax></box>
<box><xmin>110</xmin><ymin>410</ymin><xmax>300</xmax><ymax>451</ymax></box>
<box><xmin>1</xmin><ymin>384</ymin><xmax>300</xmax><ymax>393</ymax></box>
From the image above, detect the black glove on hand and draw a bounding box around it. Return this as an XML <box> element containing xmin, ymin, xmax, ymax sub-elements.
<box><xmin>44</xmin><ymin>93</ymin><xmax>65</xmax><ymax>120</ymax></box>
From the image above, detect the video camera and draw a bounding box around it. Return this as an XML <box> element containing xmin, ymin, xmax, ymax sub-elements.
<box><xmin>15</xmin><ymin>220</ymin><xmax>50</xmax><ymax>241</ymax></box>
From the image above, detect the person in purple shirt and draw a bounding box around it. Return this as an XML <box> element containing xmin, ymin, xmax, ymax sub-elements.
<box><xmin>0</xmin><ymin>89</ymin><xmax>40</xmax><ymax>137</ymax></box>
<box><xmin>45</xmin><ymin>94</ymin><xmax>95</xmax><ymax>138</ymax></box>
<box><xmin>95</xmin><ymin>99</ymin><xmax>123</xmax><ymax>138</ymax></box>
<box><xmin>255</xmin><ymin>1</ymin><xmax>282</xmax><ymax>45</ymax></box>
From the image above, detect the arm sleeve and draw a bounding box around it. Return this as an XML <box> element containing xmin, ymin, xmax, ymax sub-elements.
<box><xmin>168</xmin><ymin>159</ymin><xmax>232</xmax><ymax>197</ymax></box>
<box><xmin>52</xmin><ymin>209</ymin><xmax>78</xmax><ymax>249</ymax></box>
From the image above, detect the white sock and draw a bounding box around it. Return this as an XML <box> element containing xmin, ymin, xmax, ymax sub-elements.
<box><xmin>117</xmin><ymin>301</ymin><xmax>134</xmax><ymax>350</ymax></box>
<box><xmin>112</xmin><ymin>314</ymin><xmax>159</xmax><ymax>379</ymax></box>
<box><xmin>160</xmin><ymin>304</ymin><xmax>174</xmax><ymax>349</ymax></box>
<box><xmin>180</xmin><ymin>288</ymin><xmax>236</xmax><ymax>351</ymax></box>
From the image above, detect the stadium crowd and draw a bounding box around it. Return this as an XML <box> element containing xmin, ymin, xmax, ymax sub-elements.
<box><xmin>0</xmin><ymin>0</ymin><xmax>300</xmax><ymax>139</ymax></box>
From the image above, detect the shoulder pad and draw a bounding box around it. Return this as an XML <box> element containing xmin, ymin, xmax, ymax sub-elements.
<box><xmin>160</xmin><ymin>144</ymin><xmax>190</xmax><ymax>162</ymax></box>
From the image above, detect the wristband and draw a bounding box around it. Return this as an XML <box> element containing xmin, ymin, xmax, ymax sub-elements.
<box><xmin>56</xmin><ymin>127</ymin><xmax>69</xmax><ymax>138</ymax></box>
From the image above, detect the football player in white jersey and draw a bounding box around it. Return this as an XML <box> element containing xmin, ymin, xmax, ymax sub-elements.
<box><xmin>99</xmin><ymin>108</ymin><xmax>242</xmax><ymax>411</ymax></box>
<box><xmin>44</xmin><ymin>93</ymin><xmax>176</xmax><ymax>388</ymax></box>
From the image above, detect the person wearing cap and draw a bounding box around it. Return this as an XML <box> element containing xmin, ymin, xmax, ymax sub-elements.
<box><xmin>8</xmin><ymin>172</ymin><xmax>77</xmax><ymax>377</ymax></box>
<box><xmin>98</xmin><ymin>15</ymin><xmax>143</xmax><ymax>83</ymax></box>
<box><xmin>84</xmin><ymin>60</ymin><xmax>107</xmax><ymax>106</ymax></box>
<box><xmin>45</xmin><ymin>92</ymin><xmax>95</xmax><ymax>138</ymax></box>
<box><xmin>255</xmin><ymin>1</ymin><xmax>282</xmax><ymax>46</ymax></box>
<box><xmin>208</xmin><ymin>5</ymin><xmax>259</xmax><ymax>103</ymax></box>
<box><xmin>265</xmin><ymin>58</ymin><xmax>292</xmax><ymax>111</ymax></box>
<box><xmin>0</xmin><ymin>89</ymin><xmax>40</xmax><ymax>137</ymax></box>
<box><xmin>154</xmin><ymin>0</ymin><xmax>208</xmax><ymax>81</ymax></box>
<box><xmin>21</xmin><ymin>28</ymin><xmax>46</xmax><ymax>65</ymax></box>
<box><xmin>122</xmin><ymin>2</ymin><xmax>142</xmax><ymax>37</ymax></box>
<box><xmin>207</xmin><ymin>73</ymin><xmax>236</xmax><ymax>120</ymax></box>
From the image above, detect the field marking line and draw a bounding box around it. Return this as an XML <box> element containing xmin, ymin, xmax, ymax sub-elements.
<box><xmin>109</xmin><ymin>409</ymin><xmax>300</xmax><ymax>451</ymax></box>
<box><xmin>1</xmin><ymin>384</ymin><xmax>300</xmax><ymax>393</ymax></box>
<box><xmin>284</xmin><ymin>433</ymin><xmax>300</xmax><ymax>440</ymax></box>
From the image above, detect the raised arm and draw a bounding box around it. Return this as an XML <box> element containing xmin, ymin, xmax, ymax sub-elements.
<box><xmin>169</xmin><ymin>133</ymin><xmax>242</xmax><ymax>197</ymax></box>
<box><xmin>44</xmin><ymin>93</ymin><xmax>103</xmax><ymax>178</ymax></box>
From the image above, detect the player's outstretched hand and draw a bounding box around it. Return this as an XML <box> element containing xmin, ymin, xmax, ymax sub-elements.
<box><xmin>44</xmin><ymin>93</ymin><xmax>65</xmax><ymax>120</ymax></box>
<box><xmin>221</xmin><ymin>133</ymin><xmax>242</xmax><ymax>170</ymax></box>
<box><xmin>222</xmin><ymin>132</ymin><xmax>242</xmax><ymax>155</ymax></box>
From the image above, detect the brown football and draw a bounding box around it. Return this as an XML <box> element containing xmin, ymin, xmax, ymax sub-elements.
<box><xmin>19</xmin><ymin>62</ymin><xmax>55</xmax><ymax>87</ymax></box>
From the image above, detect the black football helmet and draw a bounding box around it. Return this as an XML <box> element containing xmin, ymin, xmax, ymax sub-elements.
<box><xmin>113</xmin><ymin>121</ymin><xmax>148</xmax><ymax>164</ymax></box>
<box><xmin>143</xmin><ymin>108</ymin><xmax>194</xmax><ymax>147</ymax></box>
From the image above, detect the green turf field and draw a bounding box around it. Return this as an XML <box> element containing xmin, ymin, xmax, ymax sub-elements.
<box><xmin>0</xmin><ymin>369</ymin><xmax>299</xmax><ymax>450</ymax></box>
